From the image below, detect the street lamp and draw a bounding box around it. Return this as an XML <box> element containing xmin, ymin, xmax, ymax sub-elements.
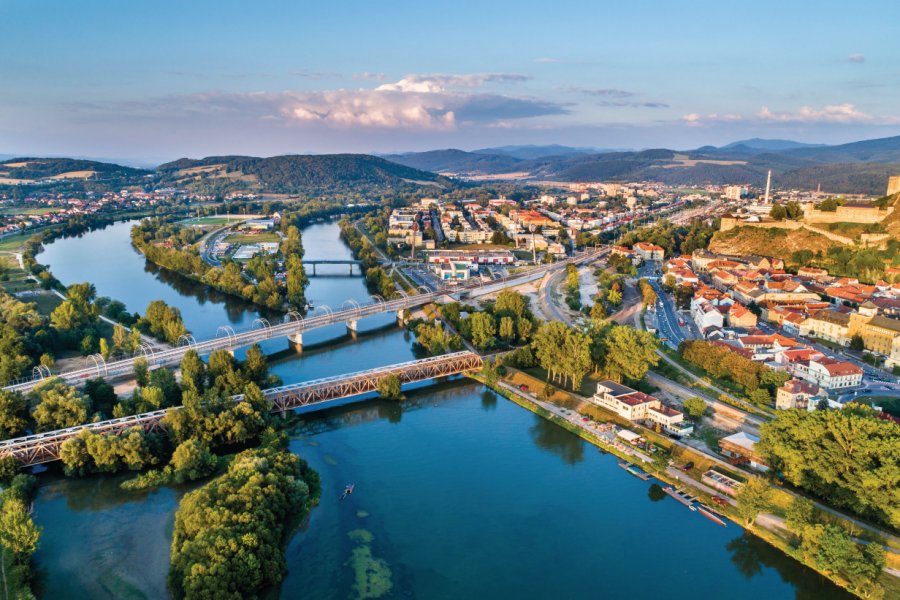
<box><xmin>529</xmin><ymin>224</ymin><xmax>537</xmax><ymax>265</ymax></box>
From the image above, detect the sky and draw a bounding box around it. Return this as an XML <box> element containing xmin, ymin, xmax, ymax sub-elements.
<box><xmin>2</xmin><ymin>0</ymin><xmax>900</xmax><ymax>164</ymax></box>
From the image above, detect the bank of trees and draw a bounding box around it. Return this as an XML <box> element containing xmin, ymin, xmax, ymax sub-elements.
<box><xmin>339</xmin><ymin>216</ymin><xmax>397</xmax><ymax>298</ymax></box>
<box><xmin>758</xmin><ymin>404</ymin><xmax>900</xmax><ymax>530</ymax></box>
<box><xmin>0</xmin><ymin>472</ymin><xmax>41</xmax><ymax>598</ymax></box>
<box><xmin>531</xmin><ymin>322</ymin><xmax>659</xmax><ymax>391</ymax></box>
<box><xmin>638</xmin><ymin>278</ymin><xmax>657</xmax><ymax>307</ymax></box>
<box><xmin>434</xmin><ymin>291</ymin><xmax>537</xmax><ymax>353</ymax></box>
<box><xmin>680</xmin><ymin>340</ymin><xmax>789</xmax><ymax>405</ymax></box>
<box><xmin>168</xmin><ymin>441</ymin><xmax>320</xmax><ymax>600</ymax></box>
<box><xmin>136</xmin><ymin>300</ymin><xmax>188</xmax><ymax>345</ymax></box>
<box><xmin>132</xmin><ymin>218</ymin><xmax>309</xmax><ymax>311</ymax></box>
<box><xmin>617</xmin><ymin>219</ymin><xmax>717</xmax><ymax>257</ymax></box>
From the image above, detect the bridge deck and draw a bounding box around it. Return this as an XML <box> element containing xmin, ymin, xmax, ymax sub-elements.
<box><xmin>0</xmin><ymin>351</ymin><xmax>483</xmax><ymax>466</ymax></box>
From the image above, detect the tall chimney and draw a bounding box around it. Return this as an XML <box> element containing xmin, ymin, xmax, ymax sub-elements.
<box><xmin>764</xmin><ymin>170</ymin><xmax>772</xmax><ymax>204</ymax></box>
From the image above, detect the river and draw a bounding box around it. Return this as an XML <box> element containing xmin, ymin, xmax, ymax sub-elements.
<box><xmin>30</xmin><ymin>220</ymin><xmax>849</xmax><ymax>599</ymax></box>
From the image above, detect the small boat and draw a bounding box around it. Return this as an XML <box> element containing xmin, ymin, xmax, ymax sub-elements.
<box><xmin>340</xmin><ymin>484</ymin><xmax>355</xmax><ymax>500</ymax></box>
<box><xmin>663</xmin><ymin>486</ymin><xmax>697</xmax><ymax>511</ymax></box>
<box><xmin>618</xmin><ymin>461</ymin><xmax>651</xmax><ymax>481</ymax></box>
<box><xmin>697</xmin><ymin>503</ymin><xmax>728</xmax><ymax>527</ymax></box>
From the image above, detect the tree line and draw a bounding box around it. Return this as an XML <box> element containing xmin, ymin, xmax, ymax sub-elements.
<box><xmin>680</xmin><ymin>340</ymin><xmax>789</xmax><ymax>406</ymax></box>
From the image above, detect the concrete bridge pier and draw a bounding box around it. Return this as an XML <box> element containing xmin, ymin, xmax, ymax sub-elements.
<box><xmin>288</xmin><ymin>332</ymin><xmax>303</xmax><ymax>352</ymax></box>
<box><xmin>397</xmin><ymin>309</ymin><xmax>407</xmax><ymax>326</ymax></box>
<box><xmin>346</xmin><ymin>319</ymin><xmax>358</xmax><ymax>338</ymax></box>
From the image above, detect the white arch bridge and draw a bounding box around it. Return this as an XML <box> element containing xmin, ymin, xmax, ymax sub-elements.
<box><xmin>0</xmin><ymin>351</ymin><xmax>484</xmax><ymax>466</ymax></box>
<box><xmin>4</xmin><ymin>247</ymin><xmax>604</xmax><ymax>394</ymax></box>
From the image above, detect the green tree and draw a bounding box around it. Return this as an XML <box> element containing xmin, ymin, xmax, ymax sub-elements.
<box><xmin>0</xmin><ymin>390</ymin><xmax>28</xmax><ymax>439</ymax></box>
<box><xmin>31</xmin><ymin>381</ymin><xmax>91</xmax><ymax>431</ymax></box>
<box><xmin>180</xmin><ymin>350</ymin><xmax>207</xmax><ymax>394</ymax></box>
<box><xmin>377</xmin><ymin>374</ymin><xmax>402</xmax><ymax>400</ymax></box>
<box><xmin>0</xmin><ymin>498</ymin><xmax>41</xmax><ymax>559</ymax></box>
<box><xmin>683</xmin><ymin>396</ymin><xmax>708</xmax><ymax>421</ymax></box>
<box><xmin>498</xmin><ymin>316</ymin><xmax>516</xmax><ymax>343</ymax></box>
<box><xmin>469</xmin><ymin>312</ymin><xmax>496</xmax><ymax>351</ymax></box>
<box><xmin>735</xmin><ymin>476</ymin><xmax>772</xmax><ymax>526</ymax></box>
<box><xmin>849</xmin><ymin>334</ymin><xmax>864</xmax><ymax>352</ymax></box>
<box><xmin>171</xmin><ymin>439</ymin><xmax>218</xmax><ymax>483</ymax></box>
<box><xmin>749</xmin><ymin>388</ymin><xmax>772</xmax><ymax>407</ymax></box>
<box><xmin>133</xmin><ymin>358</ymin><xmax>149</xmax><ymax>387</ymax></box>
<box><xmin>769</xmin><ymin>203</ymin><xmax>787</xmax><ymax>221</ymax></box>
<box><xmin>600</xmin><ymin>326</ymin><xmax>659</xmax><ymax>382</ymax></box>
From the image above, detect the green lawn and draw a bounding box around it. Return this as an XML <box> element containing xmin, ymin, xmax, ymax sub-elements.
<box><xmin>0</xmin><ymin>206</ymin><xmax>64</xmax><ymax>216</ymax></box>
<box><xmin>179</xmin><ymin>216</ymin><xmax>247</xmax><ymax>226</ymax></box>
<box><xmin>224</xmin><ymin>232</ymin><xmax>282</xmax><ymax>244</ymax></box>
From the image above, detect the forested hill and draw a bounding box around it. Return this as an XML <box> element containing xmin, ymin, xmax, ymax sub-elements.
<box><xmin>156</xmin><ymin>154</ymin><xmax>448</xmax><ymax>193</ymax></box>
<box><xmin>0</xmin><ymin>157</ymin><xmax>151</xmax><ymax>183</ymax></box>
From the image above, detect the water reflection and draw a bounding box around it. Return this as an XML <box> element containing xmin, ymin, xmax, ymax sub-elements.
<box><xmin>528</xmin><ymin>414</ymin><xmax>585</xmax><ymax>465</ymax></box>
<box><xmin>726</xmin><ymin>533</ymin><xmax>854</xmax><ymax>599</ymax></box>
<box><xmin>648</xmin><ymin>483</ymin><xmax>666</xmax><ymax>502</ymax></box>
<box><xmin>480</xmin><ymin>390</ymin><xmax>498</xmax><ymax>411</ymax></box>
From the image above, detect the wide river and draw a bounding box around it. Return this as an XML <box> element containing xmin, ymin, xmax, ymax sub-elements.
<box><xmin>31</xmin><ymin>220</ymin><xmax>849</xmax><ymax>599</ymax></box>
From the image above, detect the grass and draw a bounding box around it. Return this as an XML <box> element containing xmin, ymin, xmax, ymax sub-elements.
<box><xmin>0</xmin><ymin>206</ymin><xmax>64</xmax><ymax>216</ymax></box>
<box><xmin>224</xmin><ymin>232</ymin><xmax>282</xmax><ymax>244</ymax></box>
<box><xmin>178</xmin><ymin>216</ymin><xmax>245</xmax><ymax>226</ymax></box>
<box><xmin>810</xmin><ymin>336</ymin><xmax>843</xmax><ymax>351</ymax></box>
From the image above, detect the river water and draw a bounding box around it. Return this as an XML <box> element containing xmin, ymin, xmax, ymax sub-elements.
<box><xmin>30</xmin><ymin>220</ymin><xmax>849</xmax><ymax>599</ymax></box>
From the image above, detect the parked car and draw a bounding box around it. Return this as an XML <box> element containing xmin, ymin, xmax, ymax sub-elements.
<box><xmin>519</xmin><ymin>384</ymin><xmax>529</xmax><ymax>392</ymax></box>
<box><xmin>681</xmin><ymin>461</ymin><xmax>694</xmax><ymax>472</ymax></box>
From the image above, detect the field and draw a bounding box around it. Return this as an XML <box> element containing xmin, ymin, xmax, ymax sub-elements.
<box><xmin>178</xmin><ymin>216</ymin><xmax>248</xmax><ymax>226</ymax></box>
<box><xmin>224</xmin><ymin>232</ymin><xmax>282</xmax><ymax>244</ymax></box>
<box><xmin>0</xmin><ymin>206</ymin><xmax>64</xmax><ymax>216</ymax></box>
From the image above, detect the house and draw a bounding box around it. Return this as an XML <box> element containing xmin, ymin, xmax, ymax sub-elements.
<box><xmin>719</xmin><ymin>432</ymin><xmax>767</xmax><ymax>471</ymax></box>
<box><xmin>847</xmin><ymin>302</ymin><xmax>900</xmax><ymax>359</ymax></box>
<box><xmin>776</xmin><ymin>379</ymin><xmax>823</xmax><ymax>411</ymax></box>
<box><xmin>633</xmin><ymin>242</ymin><xmax>664</xmax><ymax>261</ymax></box>
<box><xmin>692</xmin><ymin>300</ymin><xmax>725</xmax><ymax>333</ymax></box>
<box><xmin>799</xmin><ymin>310</ymin><xmax>851</xmax><ymax>346</ymax></box>
<box><xmin>591</xmin><ymin>381</ymin><xmax>692</xmax><ymax>436</ymax></box>
<box><xmin>798</xmin><ymin>357</ymin><xmax>863</xmax><ymax>390</ymax></box>
<box><xmin>727</xmin><ymin>303</ymin><xmax>757</xmax><ymax>328</ymax></box>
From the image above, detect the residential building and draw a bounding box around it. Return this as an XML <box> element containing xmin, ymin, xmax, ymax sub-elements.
<box><xmin>726</xmin><ymin>303</ymin><xmax>757</xmax><ymax>328</ymax></box>
<box><xmin>847</xmin><ymin>302</ymin><xmax>900</xmax><ymax>358</ymax></box>
<box><xmin>798</xmin><ymin>357</ymin><xmax>863</xmax><ymax>390</ymax></box>
<box><xmin>776</xmin><ymin>379</ymin><xmax>822</xmax><ymax>411</ymax></box>
<box><xmin>799</xmin><ymin>310</ymin><xmax>851</xmax><ymax>346</ymax></box>
<box><xmin>591</xmin><ymin>381</ymin><xmax>692</xmax><ymax>436</ymax></box>
<box><xmin>633</xmin><ymin>241</ymin><xmax>664</xmax><ymax>261</ymax></box>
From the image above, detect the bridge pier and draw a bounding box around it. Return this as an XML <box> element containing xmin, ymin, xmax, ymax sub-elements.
<box><xmin>288</xmin><ymin>332</ymin><xmax>303</xmax><ymax>352</ymax></box>
<box><xmin>311</xmin><ymin>264</ymin><xmax>316</xmax><ymax>276</ymax></box>
<box><xmin>346</xmin><ymin>319</ymin><xmax>358</xmax><ymax>338</ymax></box>
<box><xmin>397</xmin><ymin>309</ymin><xmax>406</xmax><ymax>326</ymax></box>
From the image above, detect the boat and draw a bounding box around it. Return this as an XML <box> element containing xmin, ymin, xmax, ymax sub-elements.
<box><xmin>618</xmin><ymin>461</ymin><xmax>651</xmax><ymax>481</ymax></box>
<box><xmin>340</xmin><ymin>484</ymin><xmax>355</xmax><ymax>500</ymax></box>
<box><xmin>663</xmin><ymin>486</ymin><xmax>697</xmax><ymax>511</ymax></box>
<box><xmin>697</xmin><ymin>504</ymin><xmax>728</xmax><ymax>527</ymax></box>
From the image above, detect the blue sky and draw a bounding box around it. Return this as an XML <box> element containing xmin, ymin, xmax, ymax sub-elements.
<box><xmin>2</xmin><ymin>0</ymin><xmax>899</xmax><ymax>163</ymax></box>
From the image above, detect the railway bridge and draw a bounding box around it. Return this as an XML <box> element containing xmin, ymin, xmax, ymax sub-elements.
<box><xmin>0</xmin><ymin>351</ymin><xmax>484</xmax><ymax>466</ymax></box>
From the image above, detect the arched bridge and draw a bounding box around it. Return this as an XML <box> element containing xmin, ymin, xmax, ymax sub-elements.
<box><xmin>0</xmin><ymin>351</ymin><xmax>483</xmax><ymax>466</ymax></box>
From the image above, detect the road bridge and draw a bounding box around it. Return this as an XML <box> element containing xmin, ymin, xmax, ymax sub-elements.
<box><xmin>0</xmin><ymin>351</ymin><xmax>483</xmax><ymax>466</ymax></box>
<box><xmin>4</xmin><ymin>247</ymin><xmax>603</xmax><ymax>394</ymax></box>
<box><xmin>305</xmin><ymin>259</ymin><xmax>364</xmax><ymax>276</ymax></box>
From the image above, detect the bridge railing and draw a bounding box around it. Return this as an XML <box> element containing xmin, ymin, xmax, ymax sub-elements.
<box><xmin>2</xmin><ymin>248</ymin><xmax>602</xmax><ymax>393</ymax></box>
<box><xmin>0</xmin><ymin>351</ymin><xmax>483</xmax><ymax>465</ymax></box>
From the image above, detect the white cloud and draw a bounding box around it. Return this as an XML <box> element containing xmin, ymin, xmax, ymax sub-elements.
<box><xmin>534</xmin><ymin>57</ymin><xmax>560</xmax><ymax>64</ymax></box>
<box><xmin>75</xmin><ymin>73</ymin><xmax>564</xmax><ymax>132</ymax></box>
<box><xmin>683</xmin><ymin>104</ymin><xmax>899</xmax><ymax>126</ymax></box>
<box><xmin>848</xmin><ymin>53</ymin><xmax>865</xmax><ymax>63</ymax></box>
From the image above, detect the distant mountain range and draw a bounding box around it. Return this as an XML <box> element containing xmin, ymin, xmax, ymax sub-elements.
<box><xmin>385</xmin><ymin>135</ymin><xmax>900</xmax><ymax>194</ymax></box>
<box><xmin>3</xmin><ymin>135</ymin><xmax>900</xmax><ymax>195</ymax></box>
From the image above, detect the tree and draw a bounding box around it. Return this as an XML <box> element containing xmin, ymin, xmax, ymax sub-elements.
<box><xmin>83</xmin><ymin>378</ymin><xmax>117</xmax><ymax>418</ymax></box>
<box><xmin>469</xmin><ymin>312</ymin><xmax>496</xmax><ymax>351</ymax></box>
<box><xmin>769</xmin><ymin>203</ymin><xmax>787</xmax><ymax>221</ymax></box>
<box><xmin>133</xmin><ymin>358</ymin><xmax>149</xmax><ymax>387</ymax></box>
<box><xmin>180</xmin><ymin>350</ymin><xmax>206</xmax><ymax>393</ymax></box>
<box><xmin>0</xmin><ymin>498</ymin><xmax>41</xmax><ymax>559</ymax></box>
<box><xmin>481</xmin><ymin>358</ymin><xmax>499</xmax><ymax>387</ymax></box>
<box><xmin>377</xmin><ymin>374</ymin><xmax>402</xmax><ymax>400</ymax></box>
<box><xmin>683</xmin><ymin>396</ymin><xmax>708</xmax><ymax>421</ymax></box>
<box><xmin>0</xmin><ymin>390</ymin><xmax>28</xmax><ymax>439</ymax></box>
<box><xmin>243</xmin><ymin>344</ymin><xmax>269</xmax><ymax>385</ymax></box>
<box><xmin>749</xmin><ymin>388</ymin><xmax>772</xmax><ymax>407</ymax></box>
<box><xmin>590</xmin><ymin>301</ymin><xmax>607</xmax><ymax>322</ymax></box>
<box><xmin>498</xmin><ymin>316</ymin><xmax>516</xmax><ymax>343</ymax></box>
<box><xmin>607</xmin><ymin>288</ymin><xmax>623</xmax><ymax>306</ymax></box>
<box><xmin>662</xmin><ymin>274</ymin><xmax>676</xmax><ymax>292</ymax></box>
<box><xmin>849</xmin><ymin>334</ymin><xmax>864</xmax><ymax>352</ymax></box>
<box><xmin>171</xmin><ymin>439</ymin><xmax>218</xmax><ymax>483</ymax></box>
<box><xmin>0</xmin><ymin>456</ymin><xmax>19</xmax><ymax>485</ymax></box>
<box><xmin>735</xmin><ymin>476</ymin><xmax>772</xmax><ymax>526</ymax></box>
<box><xmin>758</xmin><ymin>405</ymin><xmax>900</xmax><ymax>528</ymax></box>
<box><xmin>600</xmin><ymin>326</ymin><xmax>659</xmax><ymax>382</ymax></box>
<box><xmin>31</xmin><ymin>381</ymin><xmax>91</xmax><ymax>431</ymax></box>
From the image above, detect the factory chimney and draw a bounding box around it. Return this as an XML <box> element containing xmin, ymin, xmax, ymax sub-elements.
<box><xmin>764</xmin><ymin>170</ymin><xmax>772</xmax><ymax>204</ymax></box>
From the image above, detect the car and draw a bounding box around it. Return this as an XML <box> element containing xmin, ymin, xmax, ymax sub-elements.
<box><xmin>519</xmin><ymin>384</ymin><xmax>529</xmax><ymax>392</ymax></box>
<box><xmin>582</xmin><ymin>416</ymin><xmax>590</xmax><ymax>422</ymax></box>
<box><xmin>681</xmin><ymin>461</ymin><xmax>694</xmax><ymax>472</ymax></box>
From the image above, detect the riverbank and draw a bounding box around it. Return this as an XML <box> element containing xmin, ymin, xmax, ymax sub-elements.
<box><xmin>472</xmin><ymin>372</ymin><xmax>899</xmax><ymax>598</ymax></box>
